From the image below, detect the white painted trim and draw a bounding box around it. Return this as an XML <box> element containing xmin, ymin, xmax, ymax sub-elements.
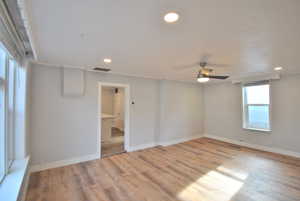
<box><xmin>30</xmin><ymin>153</ymin><xmax>99</xmax><ymax>173</ymax></box>
<box><xmin>28</xmin><ymin>134</ymin><xmax>300</xmax><ymax>174</ymax></box>
<box><xmin>159</xmin><ymin>134</ymin><xmax>203</xmax><ymax>146</ymax></box>
<box><xmin>98</xmin><ymin>82</ymin><xmax>130</xmax><ymax>157</ymax></box>
<box><xmin>30</xmin><ymin>135</ymin><xmax>198</xmax><ymax>173</ymax></box>
<box><xmin>31</xmin><ymin>61</ymin><xmax>197</xmax><ymax>84</ymax></box>
<box><xmin>127</xmin><ymin>142</ymin><xmax>157</xmax><ymax>152</ymax></box>
<box><xmin>0</xmin><ymin>157</ymin><xmax>29</xmax><ymax>201</ymax></box>
<box><xmin>204</xmin><ymin>134</ymin><xmax>300</xmax><ymax>158</ymax></box>
<box><xmin>127</xmin><ymin>134</ymin><xmax>204</xmax><ymax>152</ymax></box>
<box><xmin>19</xmin><ymin>158</ymin><xmax>30</xmax><ymax>201</ymax></box>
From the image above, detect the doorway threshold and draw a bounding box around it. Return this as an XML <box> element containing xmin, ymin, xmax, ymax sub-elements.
<box><xmin>101</xmin><ymin>150</ymin><xmax>127</xmax><ymax>158</ymax></box>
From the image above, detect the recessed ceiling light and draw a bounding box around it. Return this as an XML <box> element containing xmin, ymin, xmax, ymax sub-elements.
<box><xmin>164</xmin><ymin>12</ymin><xmax>179</xmax><ymax>23</ymax></box>
<box><xmin>274</xmin><ymin>66</ymin><xmax>283</xmax><ymax>71</ymax></box>
<box><xmin>104</xmin><ymin>58</ymin><xmax>112</xmax><ymax>64</ymax></box>
<box><xmin>197</xmin><ymin>77</ymin><xmax>210</xmax><ymax>83</ymax></box>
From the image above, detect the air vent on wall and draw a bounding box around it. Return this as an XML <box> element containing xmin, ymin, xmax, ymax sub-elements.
<box><xmin>93</xmin><ymin>67</ymin><xmax>111</xmax><ymax>72</ymax></box>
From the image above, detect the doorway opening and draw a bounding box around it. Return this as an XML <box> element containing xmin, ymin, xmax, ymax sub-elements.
<box><xmin>98</xmin><ymin>83</ymin><xmax>130</xmax><ymax>158</ymax></box>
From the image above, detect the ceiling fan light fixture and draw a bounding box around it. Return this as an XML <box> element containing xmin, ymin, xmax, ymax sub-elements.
<box><xmin>103</xmin><ymin>58</ymin><xmax>112</xmax><ymax>64</ymax></box>
<box><xmin>274</xmin><ymin>66</ymin><xmax>283</xmax><ymax>71</ymax></box>
<box><xmin>164</xmin><ymin>12</ymin><xmax>179</xmax><ymax>23</ymax></box>
<box><xmin>197</xmin><ymin>77</ymin><xmax>210</xmax><ymax>83</ymax></box>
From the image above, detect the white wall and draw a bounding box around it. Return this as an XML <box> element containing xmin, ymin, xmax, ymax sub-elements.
<box><xmin>29</xmin><ymin>64</ymin><xmax>204</xmax><ymax>166</ymax></box>
<box><xmin>159</xmin><ymin>80</ymin><xmax>204</xmax><ymax>144</ymax></box>
<box><xmin>101</xmin><ymin>87</ymin><xmax>114</xmax><ymax>115</ymax></box>
<box><xmin>204</xmin><ymin>74</ymin><xmax>300</xmax><ymax>153</ymax></box>
<box><xmin>29</xmin><ymin>64</ymin><xmax>162</xmax><ymax>165</ymax></box>
<box><xmin>29</xmin><ymin>63</ymin><xmax>300</xmax><ymax>167</ymax></box>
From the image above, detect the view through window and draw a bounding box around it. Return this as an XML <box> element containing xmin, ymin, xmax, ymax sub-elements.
<box><xmin>243</xmin><ymin>82</ymin><xmax>271</xmax><ymax>131</ymax></box>
<box><xmin>0</xmin><ymin>45</ymin><xmax>6</xmax><ymax>182</ymax></box>
<box><xmin>0</xmin><ymin>44</ymin><xmax>17</xmax><ymax>183</ymax></box>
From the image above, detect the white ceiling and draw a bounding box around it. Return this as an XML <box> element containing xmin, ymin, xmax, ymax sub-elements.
<box><xmin>26</xmin><ymin>0</ymin><xmax>300</xmax><ymax>81</ymax></box>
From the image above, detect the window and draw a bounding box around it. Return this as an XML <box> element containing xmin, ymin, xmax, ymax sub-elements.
<box><xmin>0</xmin><ymin>44</ymin><xmax>17</xmax><ymax>183</ymax></box>
<box><xmin>242</xmin><ymin>81</ymin><xmax>271</xmax><ymax>131</ymax></box>
<box><xmin>0</xmin><ymin>45</ymin><xmax>6</xmax><ymax>182</ymax></box>
<box><xmin>7</xmin><ymin>59</ymin><xmax>16</xmax><ymax>167</ymax></box>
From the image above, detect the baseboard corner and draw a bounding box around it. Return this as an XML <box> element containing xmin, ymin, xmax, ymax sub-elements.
<box><xmin>204</xmin><ymin>134</ymin><xmax>300</xmax><ymax>159</ymax></box>
<box><xmin>159</xmin><ymin>134</ymin><xmax>204</xmax><ymax>147</ymax></box>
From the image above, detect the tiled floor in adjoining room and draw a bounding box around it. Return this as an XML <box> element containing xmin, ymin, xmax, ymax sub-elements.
<box><xmin>101</xmin><ymin>127</ymin><xmax>125</xmax><ymax>157</ymax></box>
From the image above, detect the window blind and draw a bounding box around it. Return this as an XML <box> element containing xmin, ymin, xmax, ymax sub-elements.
<box><xmin>243</xmin><ymin>80</ymin><xmax>270</xmax><ymax>87</ymax></box>
<box><xmin>0</xmin><ymin>1</ymin><xmax>26</xmax><ymax>63</ymax></box>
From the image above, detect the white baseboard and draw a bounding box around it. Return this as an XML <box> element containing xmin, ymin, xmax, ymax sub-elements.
<box><xmin>128</xmin><ymin>134</ymin><xmax>204</xmax><ymax>151</ymax></box>
<box><xmin>30</xmin><ymin>153</ymin><xmax>100</xmax><ymax>173</ymax></box>
<box><xmin>204</xmin><ymin>134</ymin><xmax>300</xmax><ymax>158</ymax></box>
<box><xmin>30</xmin><ymin>135</ymin><xmax>202</xmax><ymax>173</ymax></box>
<box><xmin>127</xmin><ymin>142</ymin><xmax>157</xmax><ymax>152</ymax></box>
<box><xmin>28</xmin><ymin>134</ymin><xmax>300</xmax><ymax>174</ymax></box>
<box><xmin>159</xmin><ymin>134</ymin><xmax>203</xmax><ymax>146</ymax></box>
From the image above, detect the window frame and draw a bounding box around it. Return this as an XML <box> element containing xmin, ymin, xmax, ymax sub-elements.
<box><xmin>242</xmin><ymin>81</ymin><xmax>272</xmax><ymax>132</ymax></box>
<box><xmin>0</xmin><ymin>43</ymin><xmax>17</xmax><ymax>184</ymax></box>
<box><xmin>6</xmin><ymin>58</ymin><xmax>16</xmax><ymax>169</ymax></box>
<box><xmin>0</xmin><ymin>44</ymin><xmax>8</xmax><ymax>183</ymax></box>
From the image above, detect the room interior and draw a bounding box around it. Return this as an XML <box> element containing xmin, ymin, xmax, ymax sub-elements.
<box><xmin>0</xmin><ymin>1</ymin><xmax>300</xmax><ymax>201</ymax></box>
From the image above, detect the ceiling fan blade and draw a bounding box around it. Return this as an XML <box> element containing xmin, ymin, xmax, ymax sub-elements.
<box><xmin>204</xmin><ymin>75</ymin><xmax>229</xmax><ymax>79</ymax></box>
<box><xmin>206</xmin><ymin>63</ymin><xmax>230</xmax><ymax>68</ymax></box>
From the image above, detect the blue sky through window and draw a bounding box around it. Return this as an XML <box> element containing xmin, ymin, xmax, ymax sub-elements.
<box><xmin>244</xmin><ymin>84</ymin><xmax>270</xmax><ymax>130</ymax></box>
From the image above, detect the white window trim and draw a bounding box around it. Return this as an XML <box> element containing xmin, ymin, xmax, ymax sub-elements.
<box><xmin>0</xmin><ymin>45</ymin><xmax>30</xmax><ymax>201</ymax></box>
<box><xmin>0</xmin><ymin>157</ymin><xmax>30</xmax><ymax>201</ymax></box>
<box><xmin>242</xmin><ymin>81</ymin><xmax>272</xmax><ymax>132</ymax></box>
<box><xmin>0</xmin><ymin>53</ymin><xmax>8</xmax><ymax>184</ymax></box>
<box><xmin>0</xmin><ymin>44</ymin><xmax>17</xmax><ymax>184</ymax></box>
<box><xmin>6</xmin><ymin>58</ymin><xmax>16</xmax><ymax>168</ymax></box>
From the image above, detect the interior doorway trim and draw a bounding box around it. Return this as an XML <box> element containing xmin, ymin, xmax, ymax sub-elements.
<box><xmin>98</xmin><ymin>82</ymin><xmax>130</xmax><ymax>158</ymax></box>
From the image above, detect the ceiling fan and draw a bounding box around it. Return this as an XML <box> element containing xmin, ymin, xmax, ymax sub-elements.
<box><xmin>173</xmin><ymin>54</ymin><xmax>230</xmax><ymax>83</ymax></box>
<box><xmin>197</xmin><ymin>62</ymin><xmax>229</xmax><ymax>83</ymax></box>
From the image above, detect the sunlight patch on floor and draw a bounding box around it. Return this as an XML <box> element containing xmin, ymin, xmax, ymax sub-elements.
<box><xmin>178</xmin><ymin>168</ymin><xmax>247</xmax><ymax>201</ymax></box>
<box><xmin>216</xmin><ymin>166</ymin><xmax>249</xmax><ymax>181</ymax></box>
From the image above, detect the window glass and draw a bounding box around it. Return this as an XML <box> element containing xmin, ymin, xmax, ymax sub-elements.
<box><xmin>0</xmin><ymin>46</ymin><xmax>6</xmax><ymax>182</ymax></box>
<box><xmin>248</xmin><ymin>105</ymin><xmax>270</xmax><ymax>129</ymax></box>
<box><xmin>7</xmin><ymin>59</ymin><xmax>15</xmax><ymax>166</ymax></box>
<box><xmin>243</xmin><ymin>83</ymin><xmax>271</xmax><ymax>131</ymax></box>
<box><xmin>245</xmin><ymin>85</ymin><xmax>270</xmax><ymax>104</ymax></box>
<box><xmin>0</xmin><ymin>42</ymin><xmax>19</xmax><ymax>183</ymax></box>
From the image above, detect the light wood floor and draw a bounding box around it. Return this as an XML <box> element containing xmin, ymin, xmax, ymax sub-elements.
<box><xmin>26</xmin><ymin>138</ymin><xmax>300</xmax><ymax>201</ymax></box>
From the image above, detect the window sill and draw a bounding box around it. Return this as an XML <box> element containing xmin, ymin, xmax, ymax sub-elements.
<box><xmin>243</xmin><ymin>127</ymin><xmax>272</xmax><ymax>133</ymax></box>
<box><xmin>0</xmin><ymin>157</ymin><xmax>30</xmax><ymax>201</ymax></box>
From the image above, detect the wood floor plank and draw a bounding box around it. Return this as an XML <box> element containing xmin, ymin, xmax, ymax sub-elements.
<box><xmin>26</xmin><ymin>138</ymin><xmax>300</xmax><ymax>201</ymax></box>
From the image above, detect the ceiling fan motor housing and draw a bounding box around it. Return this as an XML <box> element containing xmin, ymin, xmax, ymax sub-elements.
<box><xmin>199</xmin><ymin>62</ymin><xmax>207</xmax><ymax>67</ymax></box>
<box><xmin>200</xmin><ymin>68</ymin><xmax>213</xmax><ymax>75</ymax></box>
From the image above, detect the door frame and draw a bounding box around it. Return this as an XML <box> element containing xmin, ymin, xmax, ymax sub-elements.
<box><xmin>98</xmin><ymin>82</ymin><xmax>130</xmax><ymax>158</ymax></box>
